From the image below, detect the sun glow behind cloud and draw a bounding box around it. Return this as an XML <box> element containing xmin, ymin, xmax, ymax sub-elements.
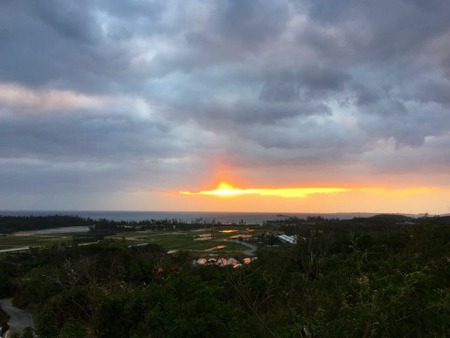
<box><xmin>180</xmin><ymin>182</ymin><xmax>350</xmax><ymax>198</ymax></box>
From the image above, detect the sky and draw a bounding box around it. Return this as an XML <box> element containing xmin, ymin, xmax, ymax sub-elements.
<box><xmin>1</xmin><ymin>0</ymin><xmax>450</xmax><ymax>214</ymax></box>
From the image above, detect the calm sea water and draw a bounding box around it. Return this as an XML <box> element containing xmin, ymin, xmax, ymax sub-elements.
<box><xmin>0</xmin><ymin>210</ymin><xmax>377</xmax><ymax>224</ymax></box>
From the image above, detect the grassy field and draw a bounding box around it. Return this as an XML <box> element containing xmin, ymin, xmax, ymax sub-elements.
<box><xmin>0</xmin><ymin>226</ymin><xmax>262</xmax><ymax>255</ymax></box>
<box><xmin>0</xmin><ymin>233</ymin><xmax>81</xmax><ymax>251</ymax></box>
<box><xmin>106</xmin><ymin>227</ymin><xmax>259</xmax><ymax>254</ymax></box>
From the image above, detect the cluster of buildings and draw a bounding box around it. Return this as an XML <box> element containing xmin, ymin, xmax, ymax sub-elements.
<box><xmin>193</xmin><ymin>256</ymin><xmax>257</xmax><ymax>269</ymax></box>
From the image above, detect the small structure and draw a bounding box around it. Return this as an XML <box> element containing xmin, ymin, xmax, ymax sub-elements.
<box><xmin>227</xmin><ymin>258</ymin><xmax>238</xmax><ymax>266</ymax></box>
<box><xmin>216</xmin><ymin>258</ymin><xmax>228</xmax><ymax>267</ymax></box>
<box><xmin>196</xmin><ymin>258</ymin><xmax>207</xmax><ymax>265</ymax></box>
<box><xmin>277</xmin><ymin>234</ymin><xmax>297</xmax><ymax>244</ymax></box>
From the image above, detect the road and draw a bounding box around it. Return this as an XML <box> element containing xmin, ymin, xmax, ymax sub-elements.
<box><xmin>226</xmin><ymin>240</ymin><xmax>258</xmax><ymax>256</ymax></box>
<box><xmin>0</xmin><ymin>247</ymin><xmax>29</xmax><ymax>254</ymax></box>
<box><xmin>0</xmin><ymin>299</ymin><xmax>34</xmax><ymax>337</ymax></box>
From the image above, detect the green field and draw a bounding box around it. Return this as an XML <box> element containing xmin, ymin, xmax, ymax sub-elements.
<box><xmin>0</xmin><ymin>227</ymin><xmax>260</xmax><ymax>255</ymax></box>
<box><xmin>0</xmin><ymin>233</ymin><xmax>82</xmax><ymax>251</ymax></box>
<box><xmin>106</xmin><ymin>227</ymin><xmax>258</xmax><ymax>254</ymax></box>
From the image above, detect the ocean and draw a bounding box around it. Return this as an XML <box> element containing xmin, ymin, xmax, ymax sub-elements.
<box><xmin>0</xmin><ymin>210</ymin><xmax>378</xmax><ymax>224</ymax></box>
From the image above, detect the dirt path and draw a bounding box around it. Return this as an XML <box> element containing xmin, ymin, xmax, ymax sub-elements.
<box><xmin>0</xmin><ymin>299</ymin><xmax>34</xmax><ymax>337</ymax></box>
<box><xmin>226</xmin><ymin>240</ymin><xmax>257</xmax><ymax>256</ymax></box>
<box><xmin>0</xmin><ymin>247</ymin><xmax>29</xmax><ymax>253</ymax></box>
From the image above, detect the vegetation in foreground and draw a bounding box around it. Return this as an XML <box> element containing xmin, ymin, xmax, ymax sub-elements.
<box><xmin>0</xmin><ymin>215</ymin><xmax>449</xmax><ymax>337</ymax></box>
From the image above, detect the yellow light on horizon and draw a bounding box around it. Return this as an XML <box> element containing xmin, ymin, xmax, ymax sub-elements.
<box><xmin>180</xmin><ymin>182</ymin><xmax>350</xmax><ymax>198</ymax></box>
<box><xmin>181</xmin><ymin>182</ymin><xmax>248</xmax><ymax>197</ymax></box>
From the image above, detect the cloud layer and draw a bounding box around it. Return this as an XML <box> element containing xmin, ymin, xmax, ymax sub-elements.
<box><xmin>1</xmin><ymin>0</ymin><xmax>450</xmax><ymax>211</ymax></box>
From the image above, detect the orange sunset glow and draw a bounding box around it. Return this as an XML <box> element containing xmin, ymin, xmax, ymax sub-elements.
<box><xmin>171</xmin><ymin>181</ymin><xmax>450</xmax><ymax>215</ymax></box>
<box><xmin>181</xmin><ymin>182</ymin><xmax>350</xmax><ymax>198</ymax></box>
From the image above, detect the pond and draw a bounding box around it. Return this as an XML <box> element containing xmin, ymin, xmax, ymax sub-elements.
<box><xmin>13</xmin><ymin>226</ymin><xmax>90</xmax><ymax>236</ymax></box>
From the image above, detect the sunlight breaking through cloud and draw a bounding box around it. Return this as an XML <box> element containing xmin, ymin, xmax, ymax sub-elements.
<box><xmin>180</xmin><ymin>182</ymin><xmax>350</xmax><ymax>198</ymax></box>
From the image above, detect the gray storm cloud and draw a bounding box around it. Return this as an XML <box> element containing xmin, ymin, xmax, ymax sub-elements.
<box><xmin>1</xmin><ymin>0</ymin><xmax>450</xmax><ymax>208</ymax></box>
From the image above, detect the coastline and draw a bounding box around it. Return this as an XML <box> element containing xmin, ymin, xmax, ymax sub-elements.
<box><xmin>0</xmin><ymin>210</ymin><xmax>388</xmax><ymax>224</ymax></box>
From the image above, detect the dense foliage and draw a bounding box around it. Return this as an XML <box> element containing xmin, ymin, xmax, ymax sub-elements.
<box><xmin>1</xmin><ymin>216</ymin><xmax>449</xmax><ymax>337</ymax></box>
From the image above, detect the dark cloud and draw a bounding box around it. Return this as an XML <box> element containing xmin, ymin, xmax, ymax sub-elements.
<box><xmin>213</xmin><ymin>0</ymin><xmax>288</xmax><ymax>47</ymax></box>
<box><xmin>32</xmin><ymin>1</ymin><xmax>100</xmax><ymax>44</ymax></box>
<box><xmin>260</xmin><ymin>67</ymin><xmax>349</xmax><ymax>102</ymax></box>
<box><xmin>1</xmin><ymin>0</ymin><xmax>450</xmax><ymax>208</ymax></box>
<box><xmin>260</xmin><ymin>78</ymin><xmax>299</xmax><ymax>102</ymax></box>
<box><xmin>0</xmin><ymin>1</ymin><xmax>150</xmax><ymax>92</ymax></box>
